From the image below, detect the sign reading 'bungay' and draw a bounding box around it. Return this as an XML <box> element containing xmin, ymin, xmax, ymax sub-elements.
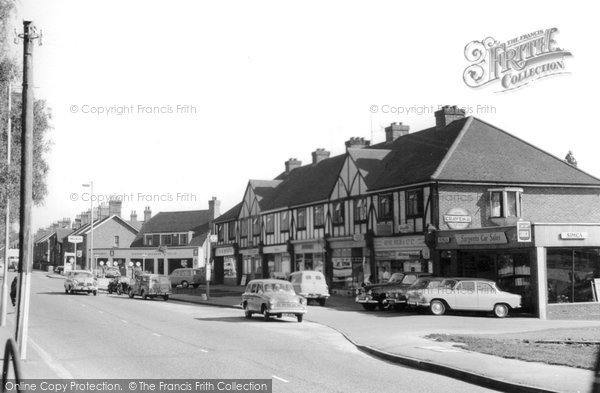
<box><xmin>455</xmin><ymin>232</ymin><xmax>507</xmax><ymax>245</ymax></box>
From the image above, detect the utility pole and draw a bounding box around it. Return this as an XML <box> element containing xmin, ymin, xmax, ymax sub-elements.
<box><xmin>15</xmin><ymin>21</ymin><xmax>42</xmax><ymax>360</ymax></box>
<box><xmin>1</xmin><ymin>83</ymin><xmax>13</xmax><ymax>327</ymax></box>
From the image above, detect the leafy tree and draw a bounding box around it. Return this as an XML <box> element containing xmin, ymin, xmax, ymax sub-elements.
<box><xmin>0</xmin><ymin>0</ymin><xmax>52</xmax><ymax>244</ymax></box>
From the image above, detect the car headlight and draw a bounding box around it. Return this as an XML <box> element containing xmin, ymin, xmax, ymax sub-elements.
<box><xmin>269</xmin><ymin>299</ymin><xmax>276</xmax><ymax>305</ymax></box>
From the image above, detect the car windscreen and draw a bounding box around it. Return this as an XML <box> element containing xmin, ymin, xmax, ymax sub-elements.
<box><xmin>402</xmin><ymin>275</ymin><xmax>418</xmax><ymax>285</ymax></box>
<box><xmin>389</xmin><ymin>273</ymin><xmax>404</xmax><ymax>283</ymax></box>
<box><xmin>412</xmin><ymin>279</ymin><xmax>441</xmax><ymax>289</ymax></box>
<box><xmin>263</xmin><ymin>283</ymin><xmax>294</xmax><ymax>293</ymax></box>
<box><xmin>72</xmin><ymin>273</ymin><xmax>92</xmax><ymax>280</ymax></box>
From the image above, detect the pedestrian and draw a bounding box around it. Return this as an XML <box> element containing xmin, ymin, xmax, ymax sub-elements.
<box><xmin>10</xmin><ymin>277</ymin><xmax>17</xmax><ymax>307</ymax></box>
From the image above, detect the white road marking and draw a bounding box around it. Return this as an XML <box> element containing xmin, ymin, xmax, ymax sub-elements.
<box><xmin>272</xmin><ymin>375</ymin><xmax>289</xmax><ymax>383</ymax></box>
<box><xmin>29</xmin><ymin>338</ymin><xmax>74</xmax><ymax>379</ymax></box>
<box><xmin>121</xmin><ymin>319</ymin><xmax>128</xmax><ymax>324</ymax></box>
<box><xmin>199</xmin><ymin>349</ymin><xmax>209</xmax><ymax>353</ymax></box>
<box><xmin>97</xmin><ymin>310</ymin><xmax>104</xmax><ymax>314</ymax></box>
<box><xmin>152</xmin><ymin>333</ymin><xmax>161</xmax><ymax>337</ymax></box>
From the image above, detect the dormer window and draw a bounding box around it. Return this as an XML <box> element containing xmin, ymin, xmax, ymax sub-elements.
<box><xmin>489</xmin><ymin>188</ymin><xmax>523</xmax><ymax>218</ymax></box>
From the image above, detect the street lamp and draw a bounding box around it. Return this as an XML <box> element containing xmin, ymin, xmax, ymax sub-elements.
<box><xmin>82</xmin><ymin>182</ymin><xmax>94</xmax><ymax>272</ymax></box>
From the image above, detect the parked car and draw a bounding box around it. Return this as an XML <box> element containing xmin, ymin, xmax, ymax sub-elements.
<box><xmin>289</xmin><ymin>270</ymin><xmax>330</xmax><ymax>306</ymax></box>
<box><xmin>356</xmin><ymin>272</ymin><xmax>432</xmax><ymax>310</ymax></box>
<box><xmin>241</xmin><ymin>279</ymin><xmax>307</xmax><ymax>322</ymax></box>
<box><xmin>169</xmin><ymin>268</ymin><xmax>205</xmax><ymax>288</ymax></box>
<box><xmin>385</xmin><ymin>276</ymin><xmax>445</xmax><ymax>309</ymax></box>
<box><xmin>64</xmin><ymin>270</ymin><xmax>98</xmax><ymax>296</ymax></box>
<box><xmin>55</xmin><ymin>266</ymin><xmax>64</xmax><ymax>275</ymax></box>
<box><xmin>128</xmin><ymin>273</ymin><xmax>171</xmax><ymax>300</ymax></box>
<box><xmin>102</xmin><ymin>266</ymin><xmax>121</xmax><ymax>278</ymax></box>
<box><xmin>406</xmin><ymin>277</ymin><xmax>521</xmax><ymax>318</ymax></box>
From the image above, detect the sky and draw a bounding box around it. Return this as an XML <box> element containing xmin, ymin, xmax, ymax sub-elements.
<box><xmin>8</xmin><ymin>0</ymin><xmax>600</xmax><ymax>230</ymax></box>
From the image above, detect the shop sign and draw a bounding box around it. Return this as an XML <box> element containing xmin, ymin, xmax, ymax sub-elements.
<box><xmin>517</xmin><ymin>221</ymin><xmax>532</xmax><ymax>242</ymax></box>
<box><xmin>263</xmin><ymin>245</ymin><xmax>288</xmax><ymax>254</ymax></box>
<box><xmin>437</xmin><ymin>236</ymin><xmax>451</xmax><ymax>244</ymax></box>
<box><xmin>76</xmin><ymin>250</ymin><xmax>82</xmax><ymax>257</ymax></box>
<box><xmin>376</xmin><ymin>223</ymin><xmax>393</xmax><ymax>235</ymax></box>
<box><xmin>560</xmin><ymin>232</ymin><xmax>587</xmax><ymax>240</ymax></box>
<box><xmin>455</xmin><ymin>232</ymin><xmax>507</xmax><ymax>245</ymax></box>
<box><xmin>374</xmin><ymin>236</ymin><xmax>426</xmax><ymax>250</ymax></box>
<box><xmin>443</xmin><ymin>208</ymin><xmax>472</xmax><ymax>230</ymax></box>
<box><xmin>398</xmin><ymin>222</ymin><xmax>414</xmax><ymax>233</ymax></box>
<box><xmin>240</xmin><ymin>248</ymin><xmax>259</xmax><ymax>256</ymax></box>
<box><xmin>215</xmin><ymin>246</ymin><xmax>235</xmax><ymax>257</ymax></box>
<box><xmin>68</xmin><ymin>235</ymin><xmax>83</xmax><ymax>243</ymax></box>
<box><xmin>352</xmin><ymin>234</ymin><xmax>365</xmax><ymax>242</ymax></box>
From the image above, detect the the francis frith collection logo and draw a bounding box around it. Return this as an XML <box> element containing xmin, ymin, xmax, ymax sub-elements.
<box><xmin>463</xmin><ymin>28</ymin><xmax>572</xmax><ymax>92</ymax></box>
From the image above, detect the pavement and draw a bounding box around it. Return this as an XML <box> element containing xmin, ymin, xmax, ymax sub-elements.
<box><xmin>37</xmin><ymin>273</ymin><xmax>600</xmax><ymax>392</ymax></box>
<box><xmin>167</xmin><ymin>284</ymin><xmax>600</xmax><ymax>393</ymax></box>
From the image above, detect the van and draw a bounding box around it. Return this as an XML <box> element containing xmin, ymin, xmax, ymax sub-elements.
<box><xmin>169</xmin><ymin>268</ymin><xmax>206</xmax><ymax>288</ymax></box>
<box><xmin>289</xmin><ymin>270</ymin><xmax>330</xmax><ymax>306</ymax></box>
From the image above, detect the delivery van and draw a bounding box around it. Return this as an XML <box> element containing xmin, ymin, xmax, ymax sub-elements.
<box><xmin>289</xmin><ymin>270</ymin><xmax>330</xmax><ymax>306</ymax></box>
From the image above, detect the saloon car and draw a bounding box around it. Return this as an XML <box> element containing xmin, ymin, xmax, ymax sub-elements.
<box><xmin>64</xmin><ymin>270</ymin><xmax>98</xmax><ymax>295</ymax></box>
<box><xmin>242</xmin><ymin>279</ymin><xmax>307</xmax><ymax>322</ymax></box>
<box><xmin>406</xmin><ymin>278</ymin><xmax>521</xmax><ymax>318</ymax></box>
<box><xmin>356</xmin><ymin>272</ymin><xmax>432</xmax><ymax>310</ymax></box>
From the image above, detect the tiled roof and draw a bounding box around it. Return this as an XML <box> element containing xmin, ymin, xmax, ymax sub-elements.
<box><xmin>214</xmin><ymin>202</ymin><xmax>243</xmax><ymax>224</ymax></box>
<box><xmin>432</xmin><ymin>118</ymin><xmax>600</xmax><ymax>185</ymax></box>
<box><xmin>130</xmin><ymin>210</ymin><xmax>211</xmax><ymax>247</ymax></box>
<box><xmin>55</xmin><ymin>228</ymin><xmax>74</xmax><ymax>243</ymax></box>
<box><xmin>250</xmin><ymin>180</ymin><xmax>282</xmax><ymax>210</ymax></box>
<box><xmin>263</xmin><ymin>154</ymin><xmax>346</xmax><ymax>210</ymax></box>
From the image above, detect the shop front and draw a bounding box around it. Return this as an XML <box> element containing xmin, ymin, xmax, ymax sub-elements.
<box><xmin>373</xmin><ymin>235</ymin><xmax>431</xmax><ymax>283</ymax></box>
<box><xmin>240</xmin><ymin>248</ymin><xmax>262</xmax><ymax>282</ymax></box>
<box><xmin>263</xmin><ymin>244</ymin><xmax>291</xmax><ymax>279</ymax></box>
<box><xmin>214</xmin><ymin>245</ymin><xmax>238</xmax><ymax>285</ymax></box>
<box><xmin>533</xmin><ymin>223</ymin><xmax>600</xmax><ymax>320</ymax></box>
<box><xmin>329</xmin><ymin>236</ymin><xmax>370</xmax><ymax>290</ymax></box>
<box><xmin>292</xmin><ymin>240</ymin><xmax>325</xmax><ymax>273</ymax></box>
<box><xmin>93</xmin><ymin>247</ymin><xmax>201</xmax><ymax>277</ymax></box>
<box><xmin>435</xmin><ymin>226</ymin><xmax>534</xmax><ymax>310</ymax></box>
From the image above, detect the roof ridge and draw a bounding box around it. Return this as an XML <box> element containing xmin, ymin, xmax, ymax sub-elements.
<box><xmin>431</xmin><ymin>117</ymin><xmax>474</xmax><ymax>179</ymax></box>
<box><xmin>471</xmin><ymin>117</ymin><xmax>600</xmax><ymax>183</ymax></box>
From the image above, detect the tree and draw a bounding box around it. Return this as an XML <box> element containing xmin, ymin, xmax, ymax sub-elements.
<box><xmin>0</xmin><ymin>0</ymin><xmax>52</xmax><ymax>242</ymax></box>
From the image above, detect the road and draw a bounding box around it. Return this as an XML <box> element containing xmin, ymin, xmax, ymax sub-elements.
<box><xmin>15</xmin><ymin>272</ymin><xmax>496</xmax><ymax>393</ymax></box>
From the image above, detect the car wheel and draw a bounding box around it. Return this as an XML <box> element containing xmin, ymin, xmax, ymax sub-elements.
<box><xmin>142</xmin><ymin>290</ymin><xmax>148</xmax><ymax>300</ymax></box>
<box><xmin>181</xmin><ymin>281</ymin><xmax>189</xmax><ymax>288</ymax></box>
<box><xmin>430</xmin><ymin>300</ymin><xmax>446</xmax><ymax>316</ymax></box>
<box><xmin>262</xmin><ymin>305</ymin><xmax>270</xmax><ymax>321</ymax></box>
<box><xmin>243</xmin><ymin>302</ymin><xmax>252</xmax><ymax>319</ymax></box>
<box><xmin>493</xmin><ymin>303</ymin><xmax>509</xmax><ymax>318</ymax></box>
<box><xmin>318</xmin><ymin>298</ymin><xmax>326</xmax><ymax>307</ymax></box>
<box><xmin>163</xmin><ymin>295</ymin><xmax>169</xmax><ymax>301</ymax></box>
<box><xmin>64</xmin><ymin>288</ymin><xmax>69</xmax><ymax>294</ymax></box>
<box><xmin>296</xmin><ymin>314</ymin><xmax>303</xmax><ymax>323</ymax></box>
<box><xmin>93</xmin><ymin>290</ymin><xmax>97</xmax><ymax>296</ymax></box>
<box><xmin>116</xmin><ymin>287</ymin><xmax>122</xmax><ymax>295</ymax></box>
<box><xmin>108</xmin><ymin>289</ymin><xmax>113</xmax><ymax>295</ymax></box>
<box><xmin>378</xmin><ymin>299</ymin><xmax>391</xmax><ymax>311</ymax></box>
<box><xmin>361</xmin><ymin>303</ymin><xmax>377</xmax><ymax>311</ymax></box>
<box><xmin>128</xmin><ymin>289</ymin><xmax>134</xmax><ymax>298</ymax></box>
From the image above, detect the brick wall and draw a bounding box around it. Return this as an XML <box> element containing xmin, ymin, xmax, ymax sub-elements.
<box><xmin>547</xmin><ymin>303</ymin><xmax>600</xmax><ymax>320</ymax></box>
<box><xmin>437</xmin><ymin>184</ymin><xmax>600</xmax><ymax>230</ymax></box>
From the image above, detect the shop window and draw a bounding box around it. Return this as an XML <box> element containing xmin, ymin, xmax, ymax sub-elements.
<box><xmin>297</xmin><ymin>208</ymin><xmax>307</xmax><ymax>230</ymax></box>
<box><xmin>406</xmin><ymin>189</ymin><xmax>424</xmax><ymax>218</ymax></box>
<box><xmin>314</xmin><ymin>206</ymin><xmax>324</xmax><ymax>227</ymax></box>
<box><xmin>333</xmin><ymin>201</ymin><xmax>344</xmax><ymax>225</ymax></box>
<box><xmin>281</xmin><ymin>211</ymin><xmax>289</xmax><ymax>232</ymax></box>
<box><xmin>547</xmin><ymin>248</ymin><xmax>600</xmax><ymax>303</ymax></box>
<box><xmin>378</xmin><ymin>194</ymin><xmax>393</xmax><ymax>221</ymax></box>
<box><xmin>354</xmin><ymin>198</ymin><xmax>368</xmax><ymax>223</ymax></box>
<box><xmin>228</xmin><ymin>222</ymin><xmax>236</xmax><ymax>240</ymax></box>
<box><xmin>266</xmin><ymin>215</ymin><xmax>275</xmax><ymax>234</ymax></box>
<box><xmin>488</xmin><ymin>188</ymin><xmax>522</xmax><ymax>218</ymax></box>
<box><xmin>241</xmin><ymin>219</ymin><xmax>248</xmax><ymax>238</ymax></box>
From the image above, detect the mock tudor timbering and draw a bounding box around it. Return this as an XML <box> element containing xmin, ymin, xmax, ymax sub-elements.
<box><xmin>213</xmin><ymin>105</ymin><xmax>600</xmax><ymax>320</ymax></box>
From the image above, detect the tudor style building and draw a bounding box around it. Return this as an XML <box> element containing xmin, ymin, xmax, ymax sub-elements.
<box><xmin>213</xmin><ymin>106</ymin><xmax>600</xmax><ymax>319</ymax></box>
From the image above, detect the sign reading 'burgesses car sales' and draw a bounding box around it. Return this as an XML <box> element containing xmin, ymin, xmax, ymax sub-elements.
<box><xmin>455</xmin><ymin>232</ymin><xmax>508</xmax><ymax>245</ymax></box>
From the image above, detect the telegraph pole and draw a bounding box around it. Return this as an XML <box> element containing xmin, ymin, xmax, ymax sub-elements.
<box><xmin>1</xmin><ymin>82</ymin><xmax>13</xmax><ymax>327</ymax></box>
<box><xmin>15</xmin><ymin>21</ymin><xmax>42</xmax><ymax>360</ymax></box>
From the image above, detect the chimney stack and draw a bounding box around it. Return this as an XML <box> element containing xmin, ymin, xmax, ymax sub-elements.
<box><xmin>385</xmin><ymin>122</ymin><xmax>410</xmax><ymax>143</ymax></box>
<box><xmin>130</xmin><ymin>210</ymin><xmax>138</xmax><ymax>224</ymax></box>
<box><xmin>311</xmin><ymin>148</ymin><xmax>330</xmax><ymax>165</ymax></box>
<box><xmin>285</xmin><ymin>158</ymin><xmax>302</xmax><ymax>174</ymax></box>
<box><xmin>143</xmin><ymin>206</ymin><xmax>152</xmax><ymax>223</ymax></box>
<box><xmin>208</xmin><ymin>196</ymin><xmax>221</xmax><ymax>223</ymax></box>
<box><xmin>345</xmin><ymin>137</ymin><xmax>370</xmax><ymax>151</ymax></box>
<box><xmin>99</xmin><ymin>203</ymin><xmax>110</xmax><ymax>218</ymax></box>
<box><xmin>81</xmin><ymin>212</ymin><xmax>90</xmax><ymax>226</ymax></box>
<box><xmin>435</xmin><ymin>105</ymin><xmax>466</xmax><ymax>129</ymax></box>
<box><xmin>74</xmin><ymin>215</ymin><xmax>82</xmax><ymax>229</ymax></box>
<box><xmin>108</xmin><ymin>199</ymin><xmax>122</xmax><ymax>217</ymax></box>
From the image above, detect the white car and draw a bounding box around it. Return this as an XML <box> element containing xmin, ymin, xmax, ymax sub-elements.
<box><xmin>406</xmin><ymin>278</ymin><xmax>521</xmax><ymax>318</ymax></box>
<box><xmin>64</xmin><ymin>270</ymin><xmax>98</xmax><ymax>296</ymax></box>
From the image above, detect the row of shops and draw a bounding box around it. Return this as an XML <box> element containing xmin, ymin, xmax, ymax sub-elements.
<box><xmin>213</xmin><ymin>222</ymin><xmax>600</xmax><ymax>319</ymax></box>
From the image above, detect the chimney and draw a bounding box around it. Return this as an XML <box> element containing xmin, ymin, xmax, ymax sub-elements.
<box><xmin>208</xmin><ymin>197</ymin><xmax>221</xmax><ymax>223</ymax></box>
<box><xmin>74</xmin><ymin>215</ymin><xmax>82</xmax><ymax>229</ymax></box>
<box><xmin>108</xmin><ymin>199</ymin><xmax>122</xmax><ymax>217</ymax></box>
<box><xmin>59</xmin><ymin>218</ymin><xmax>71</xmax><ymax>228</ymax></box>
<box><xmin>99</xmin><ymin>203</ymin><xmax>110</xmax><ymax>218</ymax></box>
<box><xmin>385</xmin><ymin>122</ymin><xmax>410</xmax><ymax>143</ymax></box>
<box><xmin>345</xmin><ymin>137</ymin><xmax>370</xmax><ymax>151</ymax></box>
<box><xmin>81</xmin><ymin>212</ymin><xmax>90</xmax><ymax>226</ymax></box>
<box><xmin>130</xmin><ymin>210</ymin><xmax>138</xmax><ymax>224</ymax></box>
<box><xmin>285</xmin><ymin>158</ymin><xmax>302</xmax><ymax>174</ymax></box>
<box><xmin>435</xmin><ymin>105</ymin><xmax>466</xmax><ymax>129</ymax></box>
<box><xmin>143</xmin><ymin>206</ymin><xmax>152</xmax><ymax>223</ymax></box>
<box><xmin>311</xmin><ymin>148</ymin><xmax>330</xmax><ymax>165</ymax></box>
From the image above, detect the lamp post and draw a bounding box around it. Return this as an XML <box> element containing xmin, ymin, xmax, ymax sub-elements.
<box><xmin>82</xmin><ymin>182</ymin><xmax>94</xmax><ymax>271</ymax></box>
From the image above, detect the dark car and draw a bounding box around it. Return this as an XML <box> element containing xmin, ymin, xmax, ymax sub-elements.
<box><xmin>385</xmin><ymin>276</ymin><xmax>444</xmax><ymax>310</ymax></box>
<box><xmin>356</xmin><ymin>272</ymin><xmax>432</xmax><ymax>310</ymax></box>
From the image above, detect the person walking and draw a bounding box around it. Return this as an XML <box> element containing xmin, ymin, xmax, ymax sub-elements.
<box><xmin>10</xmin><ymin>276</ymin><xmax>17</xmax><ymax>307</ymax></box>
